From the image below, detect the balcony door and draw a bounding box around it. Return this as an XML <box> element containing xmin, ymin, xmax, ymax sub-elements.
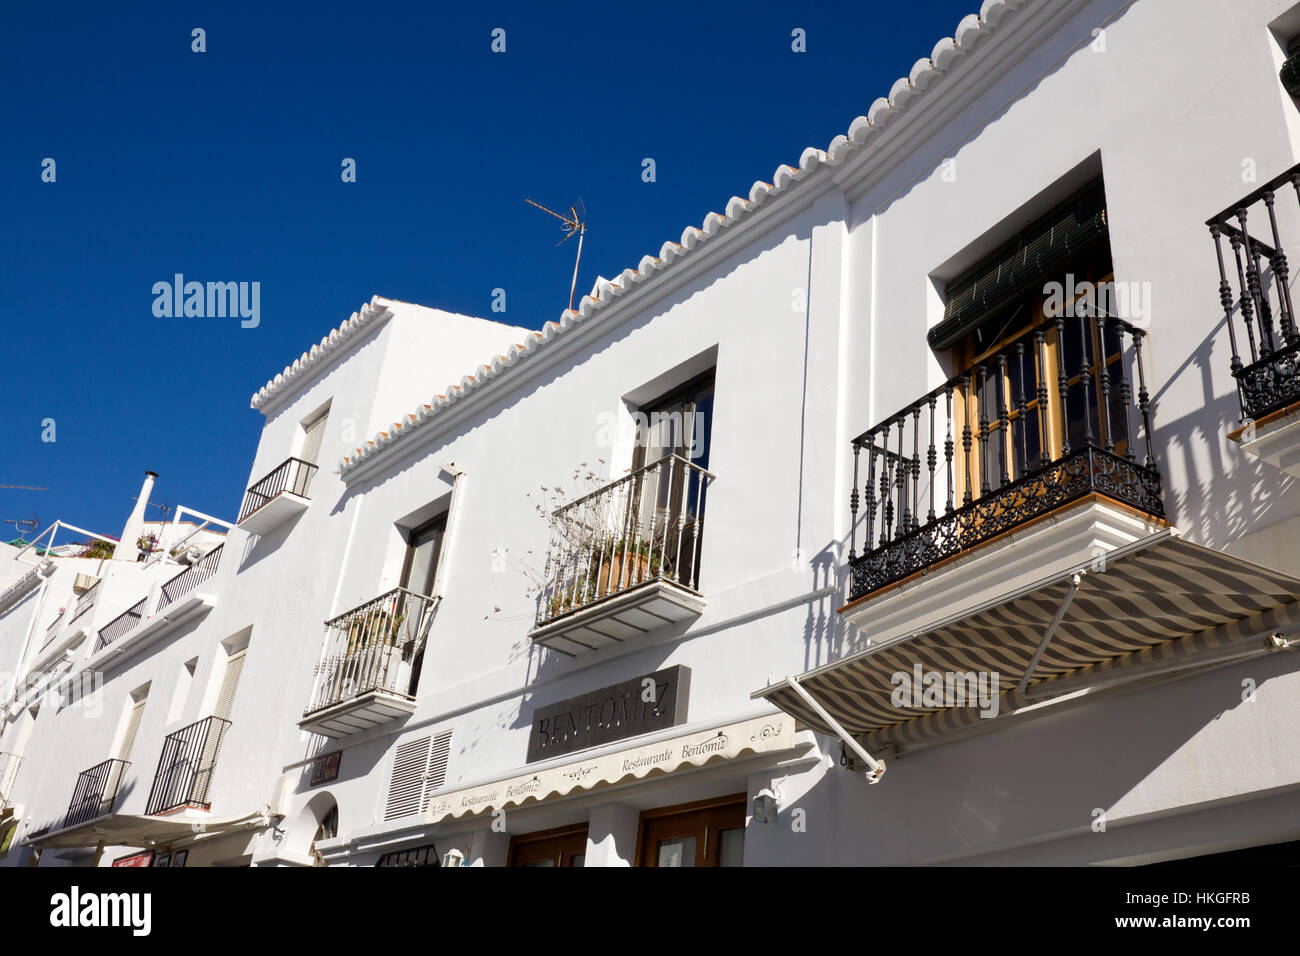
<box><xmin>950</xmin><ymin>267</ymin><xmax>1130</xmax><ymax>506</ymax></box>
<box><xmin>628</xmin><ymin>371</ymin><xmax>714</xmax><ymax>590</ymax></box>
<box><xmin>399</xmin><ymin>516</ymin><xmax>446</xmax><ymax>696</ymax></box>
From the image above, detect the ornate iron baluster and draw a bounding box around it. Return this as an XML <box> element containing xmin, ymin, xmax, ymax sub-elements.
<box><xmin>977</xmin><ymin>364</ymin><xmax>990</xmax><ymax>497</ymax></box>
<box><xmin>1209</xmin><ymin>224</ymin><xmax>1244</xmax><ymax>375</ymax></box>
<box><xmin>1055</xmin><ymin>316</ymin><xmax>1071</xmax><ymax>457</ymax></box>
<box><xmin>1230</xmin><ymin>234</ymin><xmax>1260</xmax><ymax>364</ymax></box>
<box><xmin>1236</xmin><ymin>207</ymin><xmax>1275</xmax><ymax>356</ymax></box>
<box><xmin>895</xmin><ymin>417</ymin><xmax>907</xmax><ymax>537</ymax></box>
<box><xmin>997</xmin><ymin>354</ymin><xmax>1010</xmax><ymax>487</ymax></box>
<box><xmin>865</xmin><ymin>439</ymin><xmax>879</xmax><ymax>551</ymax></box>
<box><xmin>926</xmin><ymin>395</ymin><xmax>937</xmax><ymax>524</ymax></box>
<box><xmin>1078</xmin><ymin>306</ymin><xmax>1095</xmax><ymax>447</ymax></box>
<box><xmin>961</xmin><ymin>375</ymin><xmax>973</xmax><ymax>506</ymax></box>
<box><xmin>1015</xmin><ymin>341</ymin><xmax>1029</xmax><ymax>478</ymax></box>
<box><xmin>1133</xmin><ymin>330</ymin><xmax>1156</xmax><ymax>469</ymax></box>
<box><xmin>944</xmin><ymin>385</ymin><xmax>955</xmax><ymax>515</ymax></box>
<box><xmin>1097</xmin><ymin>315</ymin><xmax>1114</xmax><ymax>453</ymax></box>
<box><xmin>1263</xmin><ymin>190</ymin><xmax>1299</xmax><ymax>345</ymax></box>
<box><xmin>910</xmin><ymin>405</ymin><xmax>921</xmax><ymax>532</ymax></box>
<box><xmin>849</xmin><ymin>442</ymin><xmax>860</xmax><ymax>561</ymax></box>
<box><xmin>1036</xmin><ymin>329</ymin><xmax>1051</xmax><ymax>468</ymax></box>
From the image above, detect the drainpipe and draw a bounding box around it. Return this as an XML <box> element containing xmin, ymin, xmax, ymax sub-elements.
<box><xmin>113</xmin><ymin>471</ymin><xmax>158</xmax><ymax>561</ymax></box>
<box><xmin>5</xmin><ymin>560</ymin><xmax>56</xmax><ymax>702</ymax></box>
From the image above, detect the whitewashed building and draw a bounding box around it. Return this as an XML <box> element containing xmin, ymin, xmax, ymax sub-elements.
<box><xmin>5</xmin><ymin>0</ymin><xmax>1300</xmax><ymax>867</ymax></box>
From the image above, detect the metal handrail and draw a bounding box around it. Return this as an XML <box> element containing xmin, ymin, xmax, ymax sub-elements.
<box><xmin>239</xmin><ymin>457</ymin><xmax>318</xmax><ymax>523</ymax></box>
<box><xmin>144</xmin><ymin>716</ymin><xmax>231</xmax><ymax>815</ymax></box>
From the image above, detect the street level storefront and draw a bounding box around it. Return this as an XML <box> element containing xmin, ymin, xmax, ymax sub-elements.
<box><xmin>428</xmin><ymin>713</ymin><xmax>795</xmax><ymax>823</ymax></box>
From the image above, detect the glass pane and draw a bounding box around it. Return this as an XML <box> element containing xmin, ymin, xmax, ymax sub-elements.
<box><xmin>402</xmin><ymin>524</ymin><xmax>443</xmax><ymax>596</ymax></box>
<box><xmin>569</xmin><ymin>854</ymin><xmax>586</xmax><ymax>867</ymax></box>
<box><xmin>522</xmin><ymin>858</ymin><xmax>556</xmax><ymax>867</ymax></box>
<box><xmin>656</xmin><ymin>836</ymin><xmax>696</xmax><ymax>867</ymax></box>
<box><xmin>717</xmin><ymin>828</ymin><xmax>745</xmax><ymax>868</ymax></box>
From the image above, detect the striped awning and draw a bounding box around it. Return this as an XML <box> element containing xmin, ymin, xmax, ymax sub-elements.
<box><xmin>754</xmin><ymin>534</ymin><xmax>1300</xmax><ymax>749</ymax></box>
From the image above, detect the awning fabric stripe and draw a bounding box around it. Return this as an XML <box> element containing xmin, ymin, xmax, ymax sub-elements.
<box><xmin>755</xmin><ymin>537</ymin><xmax>1299</xmax><ymax>746</ymax></box>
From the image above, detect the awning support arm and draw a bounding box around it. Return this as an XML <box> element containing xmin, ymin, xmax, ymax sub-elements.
<box><xmin>781</xmin><ymin>677</ymin><xmax>886</xmax><ymax>783</ymax></box>
<box><xmin>1017</xmin><ymin>572</ymin><xmax>1082</xmax><ymax>695</ymax></box>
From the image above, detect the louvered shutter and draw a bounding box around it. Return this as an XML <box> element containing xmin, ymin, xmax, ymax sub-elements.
<box><xmin>213</xmin><ymin>650</ymin><xmax>246</xmax><ymax>722</ymax></box>
<box><xmin>117</xmin><ymin>698</ymin><xmax>146</xmax><ymax>761</ymax></box>
<box><xmin>300</xmin><ymin>412</ymin><xmax>328</xmax><ymax>465</ymax></box>
<box><xmin>385</xmin><ymin>730</ymin><xmax>453</xmax><ymax>821</ymax></box>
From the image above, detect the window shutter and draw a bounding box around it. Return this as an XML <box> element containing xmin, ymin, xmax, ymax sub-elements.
<box><xmin>300</xmin><ymin>413</ymin><xmax>328</xmax><ymax>465</ymax></box>
<box><xmin>117</xmin><ymin>698</ymin><xmax>147</xmax><ymax>761</ymax></box>
<box><xmin>213</xmin><ymin>650</ymin><xmax>246</xmax><ymax>722</ymax></box>
<box><xmin>385</xmin><ymin>730</ymin><xmax>453</xmax><ymax>821</ymax></box>
<box><xmin>426</xmin><ymin>730</ymin><xmax>452</xmax><ymax>794</ymax></box>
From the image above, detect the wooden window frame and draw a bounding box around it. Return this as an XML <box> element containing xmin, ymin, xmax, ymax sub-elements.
<box><xmin>507</xmin><ymin>822</ymin><xmax>590</xmax><ymax>867</ymax></box>
<box><xmin>635</xmin><ymin>792</ymin><xmax>747</xmax><ymax>867</ymax></box>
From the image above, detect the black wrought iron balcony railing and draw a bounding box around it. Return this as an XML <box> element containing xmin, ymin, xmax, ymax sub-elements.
<box><xmin>63</xmin><ymin>758</ymin><xmax>130</xmax><ymax>829</ymax></box>
<box><xmin>238</xmin><ymin>457</ymin><xmax>318</xmax><ymax>524</ymax></box>
<box><xmin>1208</xmin><ymin>162</ymin><xmax>1300</xmax><ymax>422</ymax></box>
<box><xmin>158</xmin><ymin>544</ymin><xmax>223</xmax><ymax>610</ymax></box>
<box><xmin>95</xmin><ymin>596</ymin><xmax>147</xmax><ymax>652</ymax></box>
<box><xmin>535</xmin><ymin>453</ymin><xmax>714</xmax><ymax>628</ymax></box>
<box><xmin>847</xmin><ymin>310</ymin><xmax>1164</xmax><ymax>602</ymax></box>
<box><xmin>0</xmin><ymin>752</ymin><xmax>22</xmax><ymax>810</ymax></box>
<box><xmin>305</xmin><ymin>587</ymin><xmax>439</xmax><ymax>716</ymax></box>
<box><xmin>69</xmin><ymin>578</ymin><xmax>101</xmax><ymax>622</ymax></box>
<box><xmin>144</xmin><ymin>716</ymin><xmax>231</xmax><ymax>815</ymax></box>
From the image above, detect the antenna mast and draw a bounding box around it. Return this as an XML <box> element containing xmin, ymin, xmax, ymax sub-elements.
<box><xmin>525</xmin><ymin>197</ymin><xmax>588</xmax><ymax>312</ymax></box>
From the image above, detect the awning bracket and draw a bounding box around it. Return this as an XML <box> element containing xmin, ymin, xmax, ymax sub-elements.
<box><xmin>781</xmin><ymin>677</ymin><xmax>886</xmax><ymax>783</ymax></box>
<box><xmin>1016</xmin><ymin>572</ymin><xmax>1083</xmax><ymax>695</ymax></box>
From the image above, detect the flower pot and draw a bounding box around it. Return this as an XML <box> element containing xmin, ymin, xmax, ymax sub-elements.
<box><xmin>594</xmin><ymin>552</ymin><xmax>652</xmax><ymax>597</ymax></box>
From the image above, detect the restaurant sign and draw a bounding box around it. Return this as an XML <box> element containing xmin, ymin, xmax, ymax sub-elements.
<box><xmin>526</xmin><ymin>666</ymin><xmax>691</xmax><ymax>763</ymax></box>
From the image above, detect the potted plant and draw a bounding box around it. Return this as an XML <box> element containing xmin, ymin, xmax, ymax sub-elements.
<box><xmin>588</xmin><ymin>536</ymin><xmax>662</xmax><ymax>598</ymax></box>
<box><xmin>135</xmin><ymin>533</ymin><xmax>160</xmax><ymax>561</ymax></box>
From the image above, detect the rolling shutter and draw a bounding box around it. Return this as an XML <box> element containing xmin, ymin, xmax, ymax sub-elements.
<box><xmin>929</xmin><ymin>181</ymin><xmax>1110</xmax><ymax>350</ymax></box>
<box><xmin>384</xmin><ymin>730</ymin><xmax>453</xmax><ymax>821</ymax></box>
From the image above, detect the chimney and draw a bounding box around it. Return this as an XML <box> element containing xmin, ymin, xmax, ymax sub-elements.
<box><xmin>113</xmin><ymin>470</ymin><xmax>159</xmax><ymax>561</ymax></box>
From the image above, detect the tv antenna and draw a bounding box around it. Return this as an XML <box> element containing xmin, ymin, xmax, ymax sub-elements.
<box><xmin>131</xmin><ymin>496</ymin><xmax>173</xmax><ymax>524</ymax></box>
<box><xmin>2</xmin><ymin>516</ymin><xmax>40</xmax><ymax>541</ymax></box>
<box><xmin>525</xmin><ymin>196</ymin><xmax>587</xmax><ymax>312</ymax></box>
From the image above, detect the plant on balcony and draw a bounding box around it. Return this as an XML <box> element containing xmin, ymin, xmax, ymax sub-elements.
<box><xmin>135</xmin><ymin>533</ymin><xmax>161</xmax><ymax>560</ymax></box>
<box><xmin>77</xmin><ymin>539</ymin><xmax>115</xmax><ymax>560</ymax></box>
<box><xmin>344</xmin><ymin>606</ymin><xmax>408</xmax><ymax>654</ymax></box>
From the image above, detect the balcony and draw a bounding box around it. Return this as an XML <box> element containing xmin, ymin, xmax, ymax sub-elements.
<box><xmin>95</xmin><ymin>596</ymin><xmax>147</xmax><ymax>652</ymax></box>
<box><xmin>300</xmin><ymin>587</ymin><xmax>439</xmax><ymax>738</ymax></box>
<box><xmin>846</xmin><ymin>311</ymin><xmax>1165</xmax><ymax>610</ymax></box>
<box><xmin>0</xmin><ymin>752</ymin><xmax>21</xmax><ymax>811</ymax></box>
<box><xmin>63</xmin><ymin>758</ymin><xmax>130</xmax><ymax>829</ymax></box>
<box><xmin>237</xmin><ymin>457</ymin><xmax>318</xmax><ymax>534</ymax></box>
<box><xmin>68</xmin><ymin>577</ymin><xmax>101</xmax><ymax>623</ymax></box>
<box><xmin>1208</xmin><ymin>163</ymin><xmax>1300</xmax><ymax>477</ymax></box>
<box><xmin>92</xmin><ymin>545</ymin><xmax>223</xmax><ymax>660</ymax></box>
<box><xmin>529</xmin><ymin>454</ymin><xmax>714</xmax><ymax>655</ymax></box>
<box><xmin>144</xmin><ymin>716</ymin><xmax>231</xmax><ymax>815</ymax></box>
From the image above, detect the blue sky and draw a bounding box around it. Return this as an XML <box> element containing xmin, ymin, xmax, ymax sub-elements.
<box><xmin>1</xmin><ymin>0</ymin><xmax>977</xmax><ymax>541</ymax></box>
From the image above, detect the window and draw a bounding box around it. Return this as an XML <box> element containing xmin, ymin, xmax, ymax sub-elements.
<box><xmin>508</xmin><ymin>824</ymin><xmax>589</xmax><ymax>867</ymax></box>
<box><xmin>116</xmin><ymin>689</ymin><xmax>149</xmax><ymax>762</ymax></box>
<box><xmin>628</xmin><ymin>370</ymin><xmax>715</xmax><ymax>589</ymax></box>
<box><xmin>376</xmin><ymin>843</ymin><xmax>441</xmax><ymax>867</ymax></box>
<box><xmin>310</xmin><ymin>804</ymin><xmax>338</xmax><ymax>867</ymax></box>
<box><xmin>299</xmin><ymin>407</ymin><xmax>330</xmax><ymax>466</ymax></box>
<box><xmin>637</xmin><ymin>794</ymin><xmax>747</xmax><ymax>867</ymax></box>
<box><xmin>399</xmin><ymin>515</ymin><xmax>445</xmax><ymax>693</ymax></box>
<box><xmin>400</xmin><ymin>515</ymin><xmax>446</xmax><ymax>598</ymax></box>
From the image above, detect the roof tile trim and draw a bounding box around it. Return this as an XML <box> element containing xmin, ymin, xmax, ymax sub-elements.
<box><xmin>250</xmin><ymin>295</ymin><xmax>396</xmax><ymax>411</ymax></box>
<box><xmin>338</xmin><ymin>0</ymin><xmax>1031</xmax><ymax>477</ymax></box>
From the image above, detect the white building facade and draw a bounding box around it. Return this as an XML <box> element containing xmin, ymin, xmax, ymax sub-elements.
<box><xmin>5</xmin><ymin>0</ymin><xmax>1300</xmax><ymax>867</ymax></box>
